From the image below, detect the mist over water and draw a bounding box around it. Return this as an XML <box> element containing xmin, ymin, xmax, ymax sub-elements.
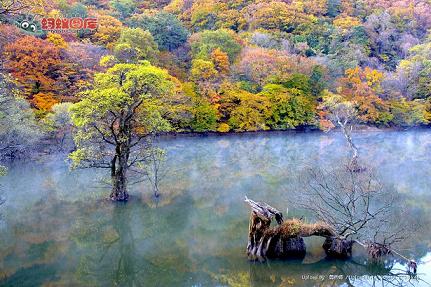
<box><xmin>0</xmin><ymin>130</ymin><xmax>430</xmax><ymax>286</ymax></box>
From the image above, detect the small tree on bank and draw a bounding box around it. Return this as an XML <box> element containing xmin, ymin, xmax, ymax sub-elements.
<box><xmin>69</xmin><ymin>62</ymin><xmax>181</xmax><ymax>201</ymax></box>
<box><xmin>0</xmin><ymin>73</ymin><xmax>40</xmax><ymax>160</ymax></box>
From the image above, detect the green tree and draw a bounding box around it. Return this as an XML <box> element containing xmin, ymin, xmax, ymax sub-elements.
<box><xmin>113</xmin><ymin>28</ymin><xmax>159</xmax><ymax>64</ymax></box>
<box><xmin>191</xmin><ymin>102</ymin><xmax>218</xmax><ymax>132</ymax></box>
<box><xmin>58</xmin><ymin>0</ymin><xmax>88</xmax><ymax>17</ymax></box>
<box><xmin>110</xmin><ymin>0</ymin><xmax>137</xmax><ymax>20</ymax></box>
<box><xmin>69</xmin><ymin>62</ymin><xmax>179</xmax><ymax>201</ymax></box>
<box><xmin>0</xmin><ymin>73</ymin><xmax>40</xmax><ymax>160</ymax></box>
<box><xmin>398</xmin><ymin>41</ymin><xmax>431</xmax><ymax>99</ymax></box>
<box><xmin>129</xmin><ymin>12</ymin><xmax>189</xmax><ymax>51</ymax></box>
<box><xmin>189</xmin><ymin>29</ymin><xmax>241</xmax><ymax>63</ymax></box>
<box><xmin>281</xmin><ymin>73</ymin><xmax>312</xmax><ymax>95</ymax></box>
<box><xmin>223</xmin><ymin>88</ymin><xmax>270</xmax><ymax>131</ymax></box>
<box><xmin>260</xmin><ymin>84</ymin><xmax>316</xmax><ymax>129</ymax></box>
<box><xmin>389</xmin><ymin>99</ymin><xmax>430</xmax><ymax>127</ymax></box>
<box><xmin>44</xmin><ymin>102</ymin><xmax>73</xmax><ymax>150</ymax></box>
<box><xmin>309</xmin><ymin>65</ymin><xmax>325</xmax><ymax>96</ymax></box>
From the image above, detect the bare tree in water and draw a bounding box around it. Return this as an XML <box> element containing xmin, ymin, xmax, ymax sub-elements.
<box><xmin>295</xmin><ymin>163</ymin><xmax>422</xmax><ymax>272</ymax></box>
<box><xmin>320</xmin><ymin>91</ymin><xmax>361</xmax><ymax>171</ymax></box>
<box><xmin>131</xmin><ymin>141</ymin><xmax>168</xmax><ymax>199</ymax></box>
<box><xmin>144</xmin><ymin>147</ymin><xmax>167</xmax><ymax>198</ymax></box>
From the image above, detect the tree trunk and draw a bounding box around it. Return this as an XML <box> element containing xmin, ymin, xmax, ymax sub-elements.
<box><xmin>110</xmin><ymin>149</ymin><xmax>130</xmax><ymax>201</ymax></box>
<box><xmin>109</xmin><ymin>113</ymin><xmax>133</xmax><ymax>202</ymax></box>
<box><xmin>110</xmin><ymin>169</ymin><xmax>128</xmax><ymax>201</ymax></box>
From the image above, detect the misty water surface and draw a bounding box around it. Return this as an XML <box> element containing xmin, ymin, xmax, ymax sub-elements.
<box><xmin>0</xmin><ymin>130</ymin><xmax>430</xmax><ymax>286</ymax></box>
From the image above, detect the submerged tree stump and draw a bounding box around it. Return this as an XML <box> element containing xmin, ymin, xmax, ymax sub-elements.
<box><xmin>322</xmin><ymin>237</ymin><xmax>353</xmax><ymax>259</ymax></box>
<box><xmin>244</xmin><ymin>197</ymin><xmax>418</xmax><ymax>275</ymax></box>
<box><xmin>245</xmin><ymin>197</ymin><xmax>335</xmax><ymax>261</ymax></box>
<box><xmin>244</xmin><ymin>196</ymin><xmax>417</xmax><ymax>274</ymax></box>
<box><xmin>246</xmin><ymin>211</ymin><xmax>306</xmax><ymax>260</ymax></box>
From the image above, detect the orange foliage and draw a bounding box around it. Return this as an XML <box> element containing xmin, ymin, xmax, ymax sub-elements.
<box><xmin>3</xmin><ymin>36</ymin><xmax>61</xmax><ymax>98</ymax></box>
<box><xmin>211</xmin><ymin>48</ymin><xmax>230</xmax><ymax>75</ymax></box>
<box><xmin>32</xmin><ymin>93</ymin><xmax>59</xmax><ymax>111</ymax></box>
<box><xmin>338</xmin><ymin>67</ymin><xmax>387</xmax><ymax>123</ymax></box>
<box><xmin>3</xmin><ymin>35</ymin><xmax>87</xmax><ymax>110</ymax></box>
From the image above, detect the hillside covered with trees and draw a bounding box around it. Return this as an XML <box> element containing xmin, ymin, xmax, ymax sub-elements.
<box><xmin>1</xmin><ymin>0</ymin><xmax>431</xmax><ymax>137</ymax></box>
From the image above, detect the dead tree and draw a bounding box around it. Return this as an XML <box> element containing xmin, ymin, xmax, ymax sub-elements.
<box><xmin>321</xmin><ymin>93</ymin><xmax>362</xmax><ymax>172</ymax></box>
<box><xmin>293</xmin><ymin>164</ymin><xmax>419</xmax><ymax>272</ymax></box>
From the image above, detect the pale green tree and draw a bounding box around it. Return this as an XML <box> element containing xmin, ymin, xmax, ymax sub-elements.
<box><xmin>69</xmin><ymin>62</ymin><xmax>180</xmax><ymax>201</ymax></box>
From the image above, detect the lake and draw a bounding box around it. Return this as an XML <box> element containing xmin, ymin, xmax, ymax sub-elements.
<box><xmin>0</xmin><ymin>130</ymin><xmax>430</xmax><ymax>286</ymax></box>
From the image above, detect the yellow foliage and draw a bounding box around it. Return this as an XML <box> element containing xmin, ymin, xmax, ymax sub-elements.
<box><xmin>217</xmin><ymin>123</ymin><xmax>230</xmax><ymax>132</ymax></box>
<box><xmin>302</xmin><ymin>0</ymin><xmax>328</xmax><ymax>16</ymax></box>
<box><xmin>46</xmin><ymin>33</ymin><xmax>67</xmax><ymax>49</ymax></box>
<box><xmin>164</xmin><ymin>0</ymin><xmax>184</xmax><ymax>14</ymax></box>
<box><xmin>46</xmin><ymin>9</ymin><xmax>62</xmax><ymax>18</ymax></box>
<box><xmin>191</xmin><ymin>59</ymin><xmax>218</xmax><ymax>81</ymax></box>
<box><xmin>91</xmin><ymin>15</ymin><xmax>123</xmax><ymax>49</ymax></box>
<box><xmin>333</xmin><ymin>15</ymin><xmax>361</xmax><ymax>30</ymax></box>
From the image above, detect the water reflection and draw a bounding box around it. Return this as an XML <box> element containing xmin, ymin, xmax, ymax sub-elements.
<box><xmin>0</xmin><ymin>130</ymin><xmax>430</xmax><ymax>286</ymax></box>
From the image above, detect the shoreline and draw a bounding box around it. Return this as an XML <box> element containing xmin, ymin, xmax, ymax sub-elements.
<box><xmin>156</xmin><ymin>125</ymin><xmax>430</xmax><ymax>140</ymax></box>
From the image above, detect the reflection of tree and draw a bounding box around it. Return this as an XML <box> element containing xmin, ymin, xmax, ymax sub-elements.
<box><xmin>341</xmin><ymin>261</ymin><xmax>425</xmax><ymax>287</ymax></box>
<box><xmin>246</xmin><ymin>258</ymin><xmax>423</xmax><ymax>287</ymax></box>
<box><xmin>73</xmin><ymin>196</ymin><xmax>195</xmax><ymax>286</ymax></box>
<box><xmin>74</xmin><ymin>204</ymin><xmax>148</xmax><ymax>286</ymax></box>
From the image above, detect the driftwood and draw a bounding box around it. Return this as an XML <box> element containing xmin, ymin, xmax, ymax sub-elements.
<box><xmin>244</xmin><ymin>197</ymin><xmax>418</xmax><ymax>274</ymax></box>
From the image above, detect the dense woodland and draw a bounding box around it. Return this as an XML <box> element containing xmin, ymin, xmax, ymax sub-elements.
<box><xmin>1</xmin><ymin>0</ymin><xmax>431</xmax><ymax>197</ymax></box>
<box><xmin>1</xmin><ymin>0</ymin><xmax>431</xmax><ymax>132</ymax></box>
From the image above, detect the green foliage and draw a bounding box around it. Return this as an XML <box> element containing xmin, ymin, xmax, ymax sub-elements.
<box><xmin>69</xmin><ymin>62</ymin><xmax>177</xmax><ymax>168</ymax></box>
<box><xmin>113</xmin><ymin>28</ymin><xmax>159</xmax><ymax>63</ymax></box>
<box><xmin>281</xmin><ymin>73</ymin><xmax>312</xmax><ymax>95</ymax></box>
<box><xmin>59</xmin><ymin>0</ymin><xmax>88</xmax><ymax>17</ymax></box>
<box><xmin>236</xmin><ymin>81</ymin><xmax>260</xmax><ymax>93</ymax></box>
<box><xmin>191</xmin><ymin>102</ymin><xmax>218</xmax><ymax>132</ymax></box>
<box><xmin>43</xmin><ymin>103</ymin><xmax>73</xmax><ymax>148</ymax></box>
<box><xmin>3</xmin><ymin>0</ymin><xmax>431</xmax><ymax>137</ymax></box>
<box><xmin>225</xmin><ymin>89</ymin><xmax>271</xmax><ymax>131</ymax></box>
<box><xmin>261</xmin><ymin>84</ymin><xmax>316</xmax><ymax>129</ymax></box>
<box><xmin>110</xmin><ymin>0</ymin><xmax>137</xmax><ymax>20</ymax></box>
<box><xmin>309</xmin><ymin>66</ymin><xmax>325</xmax><ymax>96</ymax></box>
<box><xmin>0</xmin><ymin>165</ymin><xmax>7</xmax><ymax>176</ymax></box>
<box><xmin>327</xmin><ymin>0</ymin><xmax>342</xmax><ymax>18</ymax></box>
<box><xmin>44</xmin><ymin>103</ymin><xmax>72</xmax><ymax>131</ymax></box>
<box><xmin>190</xmin><ymin>29</ymin><xmax>241</xmax><ymax>63</ymax></box>
<box><xmin>190</xmin><ymin>59</ymin><xmax>218</xmax><ymax>82</ymax></box>
<box><xmin>389</xmin><ymin>99</ymin><xmax>430</xmax><ymax>127</ymax></box>
<box><xmin>129</xmin><ymin>12</ymin><xmax>189</xmax><ymax>51</ymax></box>
<box><xmin>0</xmin><ymin>74</ymin><xmax>41</xmax><ymax>158</ymax></box>
<box><xmin>399</xmin><ymin>42</ymin><xmax>431</xmax><ymax>100</ymax></box>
